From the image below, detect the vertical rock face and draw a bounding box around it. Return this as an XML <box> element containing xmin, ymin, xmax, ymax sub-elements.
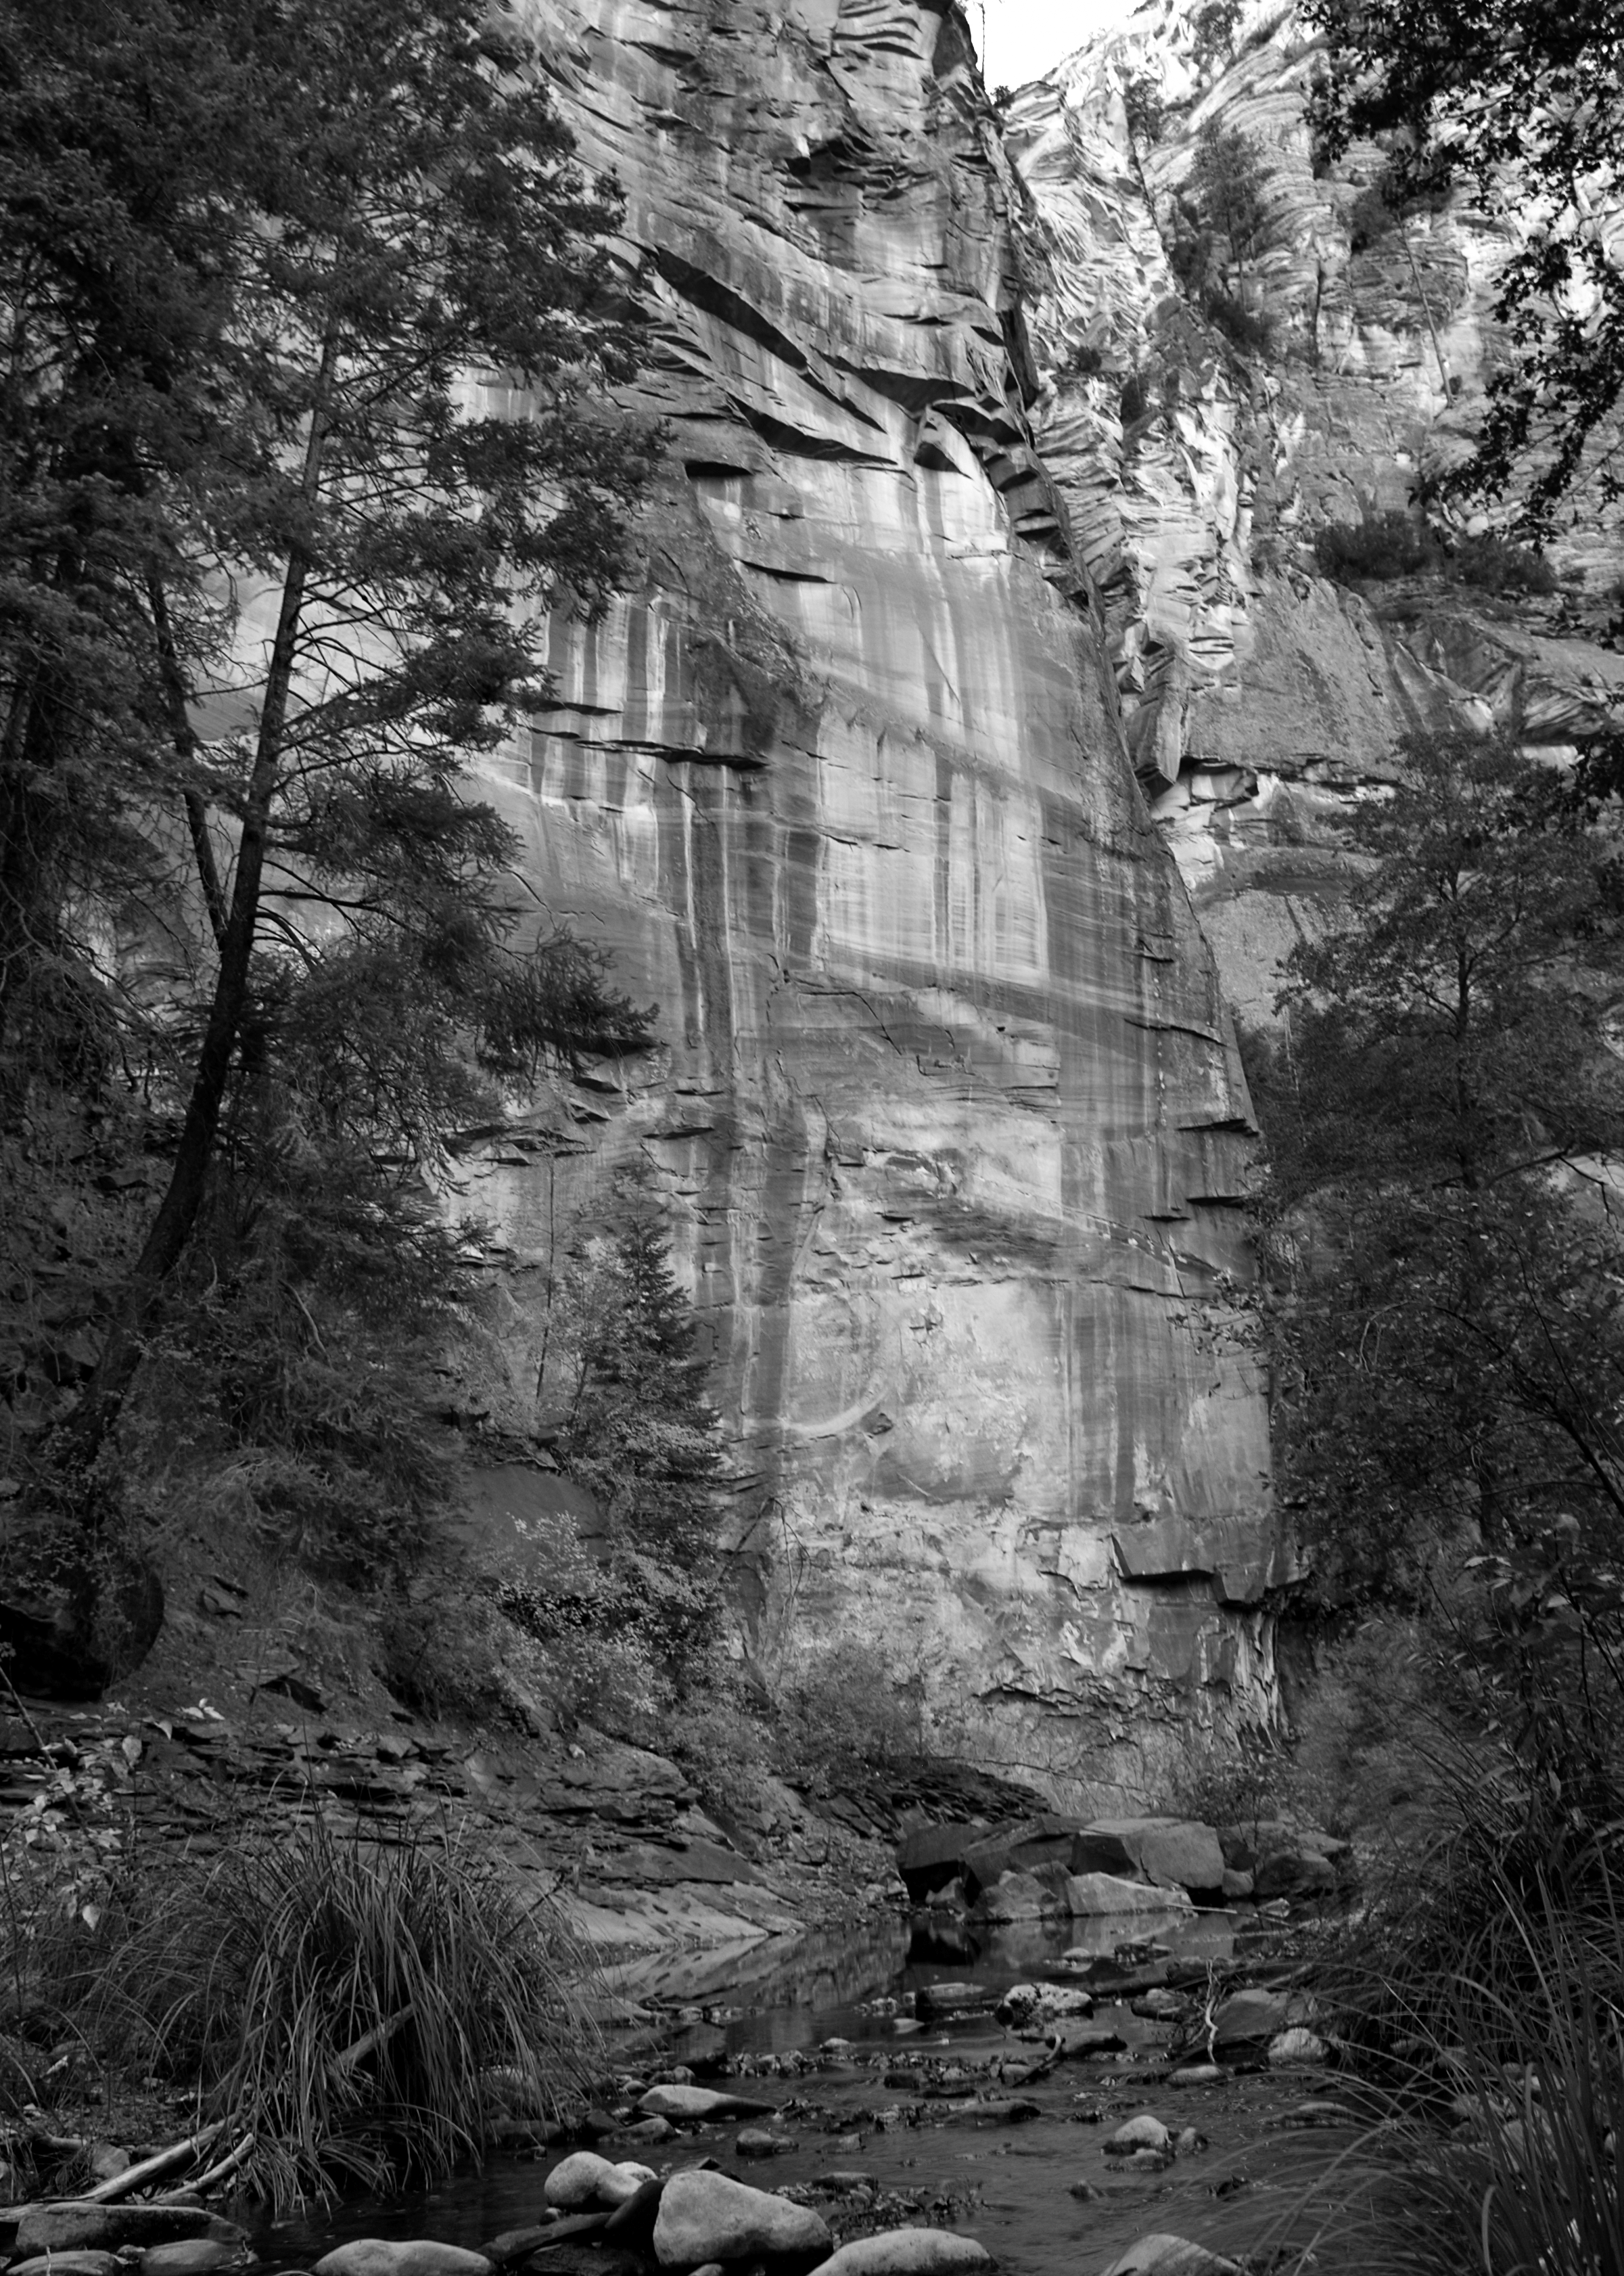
<box><xmin>1007</xmin><ymin>0</ymin><xmax>1624</xmax><ymax>1026</ymax></box>
<box><xmin>463</xmin><ymin>0</ymin><xmax>1282</xmax><ymax>1803</ymax></box>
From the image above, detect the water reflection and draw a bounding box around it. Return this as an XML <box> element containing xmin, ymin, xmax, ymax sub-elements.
<box><xmin>626</xmin><ymin>1905</ymin><xmax>1242</xmax><ymax>2062</ymax></box>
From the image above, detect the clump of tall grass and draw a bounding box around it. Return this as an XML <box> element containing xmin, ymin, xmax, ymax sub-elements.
<box><xmin>1272</xmin><ymin>1752</ymin><xmax>1624</xmax><ymax>2275</ymax></box>
<box><xmin>45</xmin><ymin>1813</ymin><xmax>600</xmax><ymax>2209</ymax></box>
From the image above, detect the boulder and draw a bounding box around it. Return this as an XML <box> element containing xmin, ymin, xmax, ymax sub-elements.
<box><xmin>18</xmin><ymin>2211</ymin><xmax>246</xmax><ymax>2258</ymax></box>
<box><xmin>1066</xmin><ymin>1873</ymin><xmax>1192</xmax><ymax>1916</ymax></box>
<box><xmin>1068</xmin><ymin>1829</ymin><xmax>1138</xmax><ymax>1878</ymax></box>
<box><xmin>1099</xmin><ymin>2239</ymin><xmax>1239</xmax><ymax>2276</ymax></box>
<box><xmin>958</xmin><ymin>1816</ymin><xmax>1086</xmax><ymax>1898</ymax></box>
<box><xmin>652</xmin><ymin>2170</ymin><xmax>831</xmax><ymax>2269</ymax></box>
<box><xmin>1077</xmin><ymin>1820</ymin><xmax>1225</xmax><ymax>1898</ymax></box>
<box><xmin>735</xmin><ymin>2131</ymin><xmax>792</xmax><ymax>2157</ymax></box>
<box><xmin>312</xmin><ymin>2248</ymin><xmax>490</xmax><ymax>2276</ymax></box>
<box><xmin>896</xmin><ymin>1823</ymin><xmax>993</xmax><ymax>1903</ymax></box>
<box><xmin>1220</xmin><ymin>1868</ymin><xmax>1253</xmax><ymax>1902</ymax></box>
<box><xmin>638</xmin><ymin>2085</ymin><xmax>778</xmax><ymax>2122</ymax></box>
<box><xmin>806</xmin><ymin>2232</ymin><xmax>992</xmax><ymax>2276</ymax></box>
<box><xmin>1104</xmin><ymin>2114</ymin><xmax>1172</xmax><ymax>2156</ymax></box>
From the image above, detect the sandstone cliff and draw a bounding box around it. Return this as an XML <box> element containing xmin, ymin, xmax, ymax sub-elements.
<box><xmin>1008</xmin><ymin>0</ymin><xmax>1624</xmax><ymax>1026</ymax></box>
<box><xmin>450</xmin><ymin>0</ymin><xmax>1284</xmax><ymax>1806</ymax></box>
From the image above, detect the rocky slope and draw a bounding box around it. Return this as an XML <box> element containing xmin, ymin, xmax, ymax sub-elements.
<box><xmin>1007</xmin><ymin>0</ymin><xmax>1624</xmax><ymax>1026</ymax></box>
<box><xmin>444</xmin><ymin>0</ymin><xmax>1286</xmax><ymax>1808</ymax></box>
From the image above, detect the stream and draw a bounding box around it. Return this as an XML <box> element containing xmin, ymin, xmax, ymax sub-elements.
<box><xmin>262</xmin><ymin>1907</ymin><xmax>1382</xmax><ymax>2276</ymax></box>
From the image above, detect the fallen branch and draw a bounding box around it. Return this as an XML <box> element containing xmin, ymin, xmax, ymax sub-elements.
<box><xmin>188</xmin><ymin>2135</ymin><xmax>256</xmax><ymax>2193</ymax></box>
<box><xmin>333</xmin><ymin>2005</ymin><xmax>415</xmax><ymax>2077</ymax></box>
<box><xmin>81</xmin><ymin>2122</ymin><xmax>225</xmax><ymax>2204</ymax></box>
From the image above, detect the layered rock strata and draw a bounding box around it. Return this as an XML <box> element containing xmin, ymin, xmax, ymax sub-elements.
<box><xmin>458</xmin><ymin>0</ymin><xmax>1284</xmax><ymax>1804</ymax></box>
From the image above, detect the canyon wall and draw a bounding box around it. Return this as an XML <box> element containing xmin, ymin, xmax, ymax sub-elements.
<box><xmin>1007</xmin><ymin>0</ymin><xmax>1624</xmax><ymax>1026</ymax></box>
<box><xmin>455</xmin><ymin>0</ymin><xmax>1285</xmax><ymax>1807</ymax></box>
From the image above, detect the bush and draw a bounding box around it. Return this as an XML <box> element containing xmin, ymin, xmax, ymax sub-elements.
<box><xmin>1452</xmin><ymin>531</ymin><xmax>1558</xmax><ymax>593</ymax></box>
<box><xmin>1315</xmin><ymin>509</ymin><xmax>1444</xmax><ymax>580</ymax></box>
<box><xmin>1314</xmin><ymin>512</ymin><xmax>1558</xmax><ymax>593</ymax></box>
<box><xmin>44</xmin><ymin>1814</ymin><xmax>599</xmax><ymax>2208</ymax></box>
<box><xmin>774</xmin><ymin>1640</ymin><xmax>924</xmax><ymax>1792</ymax></box>
<box><xmin>1202</xmin><ymin>287</ymin><xmax>1275</xmax><ymax>355</ymax></box>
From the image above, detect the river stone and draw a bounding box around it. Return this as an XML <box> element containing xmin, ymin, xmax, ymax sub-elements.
<box><xmin>637</xmin><ymin>2086</ymin><xmax>777</xmax><ymax>2122</ymax></box>
<box><xmin>1099</xmin><ymin>2239</ymin><xmax>1240</xmax><ymax>2276</ymax></box>
<box><xmin>610</xmin><ymin>2116</ymin><xmax>675</xmax><ymax>2146</ymax></box>
<box><xmin>806</xmin><ymin>2231</ymin><xmax>993</xmax><ymax>2276</ymax></box>
<box><xmin>312</xmin><ymin>2247</ymin><xmax>491</xmax><ymax>2276</ymax></box>
<box><xmin>995</xmin><ymin>1982</ymin><xmax>1092</xmax><ymax>2027</ymax></box>
<box><xmin>652</xmin><ymin>2170</ymin><xmax>831</xmax><ymax>2269</ymax></box>
<box><xmin>1268</xmin><ymin>2028</ymin><xmax>1329</xmax><ymax>2066</ymax></box>
<box><xmin>1104</xmin><ymin>2114</ymin><xmax>1172</xmax><ymax>2156</ymax></box>
<box><xmin>18</xmin><ymin>2210</ymin><xmax>246</xmax><ymax>2257</ymax></box>
<box><xmin>546</xmin><ymin>2154</ymin><xmax>620</xmax><ymax>2209</ymax></box>
<box><xmin>1066</xmin><ymin>1873</ymin><xmax>1192</xmax><ymax>1916</ymax></box>
<box><xmin>11</xmin><ymin>2255</ymin><xmax>121</xmax><ymax>2276</ymax></box>
<box><xmin>1211</xmin><ymin>1988</ymin><xmax>1311</xmax><ymax>2049</ymax></box>
<box><xmin>736</xmin><ymin>2130</ymin><xmax>793</xmax><ymax>2156</ymax></box>
<box><xmin>1046</xmin><ymin>2022</ymin><xmax>1127</xmax><ymax>2057</ymax></box>
<box><xmin>141</xmin><ymin>2246</ymin><xmax>246</xmax><ymax>2276</ymax></box>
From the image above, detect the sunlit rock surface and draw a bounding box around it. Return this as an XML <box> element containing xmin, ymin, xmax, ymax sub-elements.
<box><xmin>1007</xmin><ymin>0</ymin><xmax>1624</xmax><ymax>1026</ymax></box>
<box><xmin>453</xmin><ymin>0</ymin><xmax>1283</xmax><ymax>1804</ymax></box>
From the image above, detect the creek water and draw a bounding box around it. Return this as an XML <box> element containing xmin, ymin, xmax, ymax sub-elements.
<box><xmin>261</xmin><ymin>1908</ymin><xmax>1381</xmax><ymax>2276</ymax></box>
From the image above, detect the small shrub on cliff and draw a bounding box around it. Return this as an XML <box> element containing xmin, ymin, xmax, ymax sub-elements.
<box><xmin>1314</xmin><ymin>509</ymin><xmax>1443</xmax><ymax>580</ymax></box>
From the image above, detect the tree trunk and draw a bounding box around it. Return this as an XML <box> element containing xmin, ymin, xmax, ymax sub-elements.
<box><xmin>55</xmin><ymin>342</ymin><xmax>335</xmax><ymax>1474</ymax></box>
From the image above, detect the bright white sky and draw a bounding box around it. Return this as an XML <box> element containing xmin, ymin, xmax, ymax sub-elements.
<box><xmin>975</xmin><ymin>0</ymin><xmax>1137</xmax><ymax>91</ymax></box>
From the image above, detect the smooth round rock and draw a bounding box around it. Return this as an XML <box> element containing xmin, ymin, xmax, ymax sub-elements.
<box><xmin>735</xmin><ymin>2130</ymin><xmax>791</xmax><ymax>2157</ymax></box>
<box><xmin>11</xmin><ymin>2255</ymin><xmax>121</xmax><ymax>2276</ymax></box>
<box><xmin>1100</xmin><ymin>2241</ymin><xmax>1239</xmax><ymax>2276</ymax></box>
<box><xmin>652</xmin><ymin>2168</ymin><xmax>831</xmax><ymax>2269</ymax></box>
<box><xmin>313</xmin><ymin>2245</ymin><xmax>491</xmax><ymax>2276</ymax></box>
<box><xmin>599</xmin><ymin>2163</ymin><xmax>657</xmax><ymax>2208</ymax></box>
<box><xmin>544</xmin><ymin>2153</ymin><xmax>619</xmax><ymax>2209</ymax></box>
<box><xmin>1105</xmin><ymin>2114</ymin><xmax>1172</xmax><ymax>2156</ymax></box>
<box><xmin>1268</xmin><ymin>2028</ymin><xmax>1329</xmax><ymax>2067</ymax></box>
<box><xmin>143</xmin><ymin>2246</ymin><xmax>244</xmax><ymax>2276</ymax></box>
<box><xmin>637</xmin><ymin>2085</ymin><xmax>776</xmax><ymax>2122</ymax></box>
<box><xmin>808</xmin><ymin>2231</ymin><xmax>993</xmax><ymax>2276</ymax></box>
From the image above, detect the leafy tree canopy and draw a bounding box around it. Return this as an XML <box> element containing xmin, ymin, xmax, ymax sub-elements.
<box><xmin>1303</xmin><ymin>0</ymin><xmax>1624</xmax><ymax>529</ymax></box>
<box><xmin>0</xmin><ymin>0</ymin><xmax>660</xmax><ymax>1670</ymax></box>
<box><xmin>1250</xmin><ymin>731</ymin><xmax>1624</xmax><ymax>1610</ymax></box>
